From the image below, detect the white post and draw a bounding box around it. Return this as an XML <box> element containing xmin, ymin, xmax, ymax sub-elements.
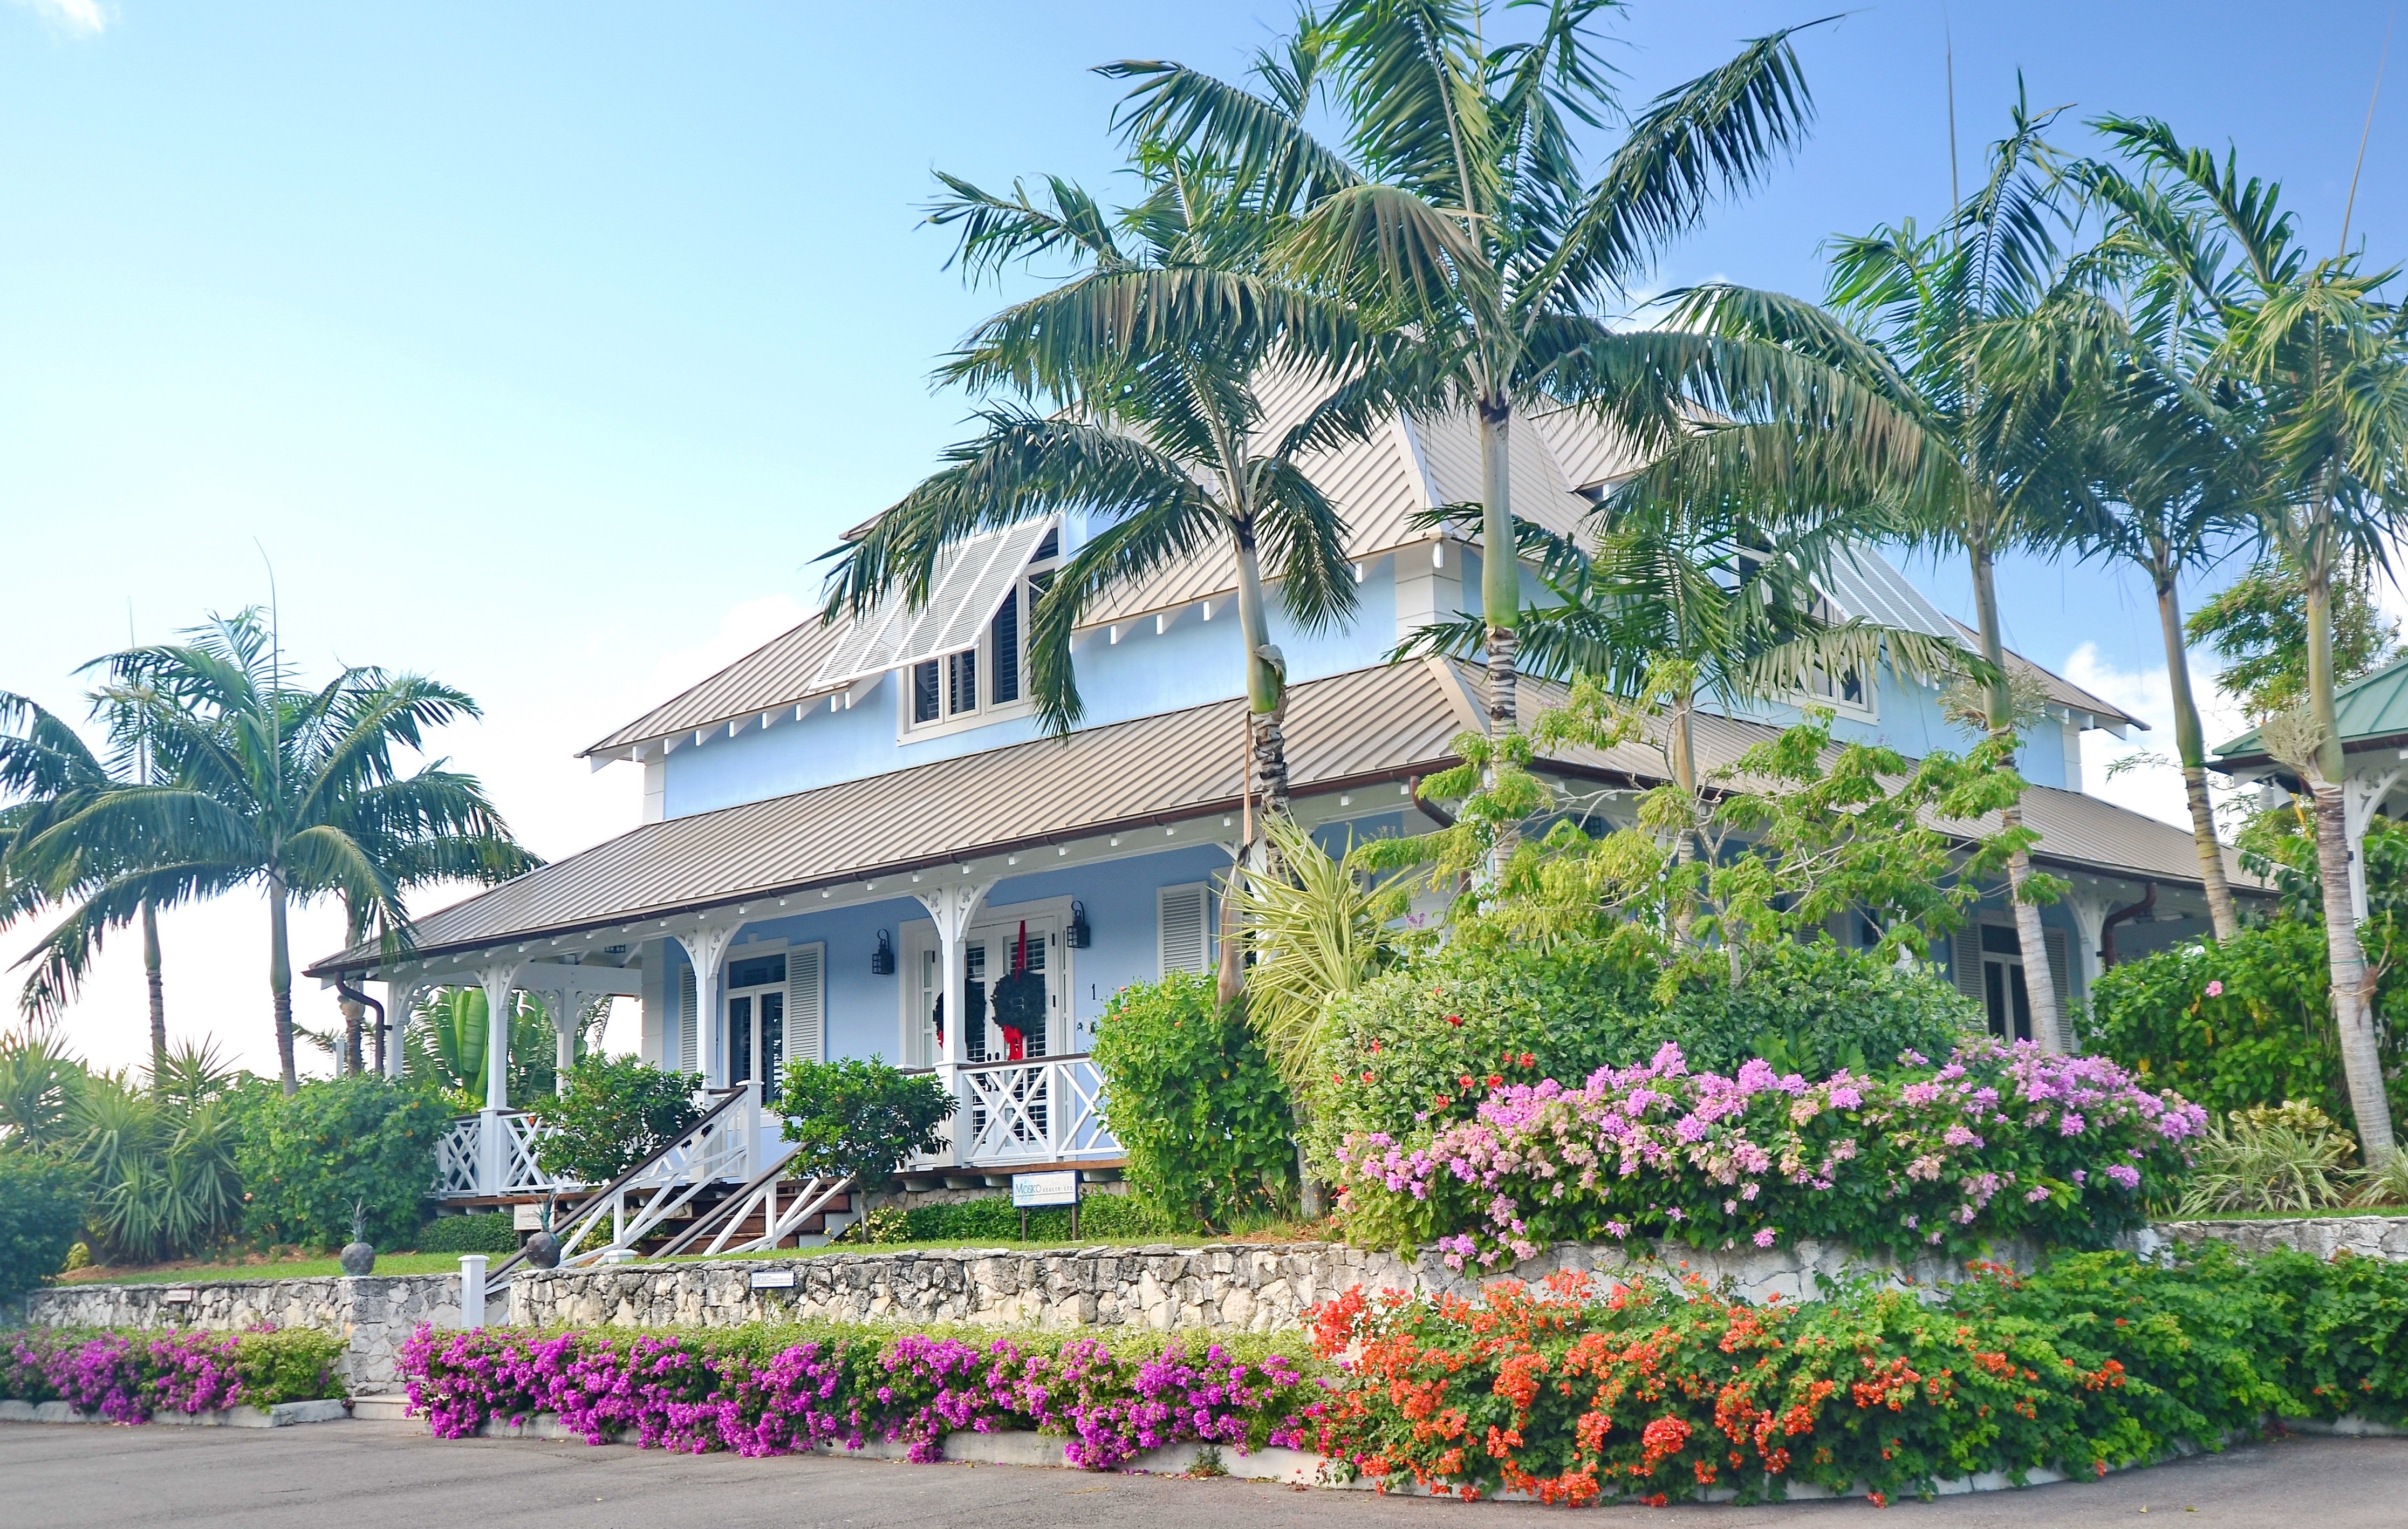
<box><xmin>536</xmin><ymin>984</ymin><xmax>577</xmax><ymax>1096</ymax></box>
<box><xmin>458</xmin><ymin>1254</ymin><xmax>488</xmax><ymax>1331</ymax></box>
<box><xmin>476</xmin><ymin>961</ymin><xmax>524</xmax><ymax>1112</ymax></box>
<box><xmin>2342</xmin><ymin>768</ymin><xmax>2402</xmax><ymax>924</ymax></box>
<box><xmin>2065</xmin><ymin>891</ymin><xmax>2113</xmax><ymax>999</ymax></box>
<box><xmin>382</xmin><ymin>978</ymin><xmax>424</xmax><ymax>1082</ymax></box>
<box><xmin>915</xmin><ymin>879</ymin><xmax>995</xmax><ymax>1168</ymax></box>
<box><xmin>673</xmin><ymin>923</ymin><xmax>741</xmax><ymax>1089</ymax></box>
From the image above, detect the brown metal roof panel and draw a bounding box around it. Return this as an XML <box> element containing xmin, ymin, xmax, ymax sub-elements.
<box><xmin>585</xmin><ymin>618</ymin><xmax>848</xmax><ymax>755</ymax></box>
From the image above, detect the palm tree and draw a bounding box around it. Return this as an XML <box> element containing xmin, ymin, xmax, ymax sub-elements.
<box><xmin>824</xmin><ymin>151</ymin><xmax>1376</xmax><ymax>831</ymax></box>
<box><xmin>1114</xmin><ymin>0</ymin><xmax>1824</xmax><ymax>743</ymax></box>
<box><xmin>1613</xmin><ymin>99</ymin><xmax>2099</xmax><ymax>1050</ymax></box>
<box><xmin>1399</xmin><ymin>498</ymin><xmax>1971</xmax><ymax>931</ymax></box>
<box><xmin>1</xmin><ymin>690</ymin><xmax>178</xmax><ymax>1074</ymax></box>
<box><xmin>2046</xmin><ymin>159</ymin><xmax>2267</xmax><ymax>939</ymax></box>
<box><xmin>2087</xmin><ymin>117</ymin><xmax>2408</xmax><ymax>1165</ymax></box>
<box><xmin>9</xmin><ymin>611</ymin><xmax>529</xmax><ymax>1095</ymax></box>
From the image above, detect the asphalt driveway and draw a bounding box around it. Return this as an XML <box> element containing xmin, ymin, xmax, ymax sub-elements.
<box><xmin>3</xmin><ymin>1420</ymin><xmax>2403</xmax><ymax>1527</ymax></box>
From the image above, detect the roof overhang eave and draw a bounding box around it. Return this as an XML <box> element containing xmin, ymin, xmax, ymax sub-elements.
<box><xmin>304</xmin><ymin>758</ymin><xmax>1461</xmax><ymax>980</ymax></box>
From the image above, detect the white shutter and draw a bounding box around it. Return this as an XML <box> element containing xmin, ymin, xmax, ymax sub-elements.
<box><xmin>1158</xmin><ymin>883</ymin><xmax>1212</xmax><ymax>977</ymax></box>
<box><xmin>2043</xmin><ymin>927</ymin><xmax>2072</xmax><ymax>1006</ymax></box>
<box><xmin>1951</xmin><ymin>927</ymin><xmax>1985</xmax><ymax>1001</ymax></box>
<box><xmin>788</xmin><ymin>943</ymin><xmax>824</xmax><ymax>1065</ymax></box>
<box><xmin>678</xmin><ymin>964</ymin><xmax>699</xmax><ymax>1074</ymax></box>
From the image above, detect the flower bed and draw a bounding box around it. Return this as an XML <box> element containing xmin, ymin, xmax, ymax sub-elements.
<box><xmin>1308</xmin><ymin>1243</ymin><xmax>2408</xmax><ymax>1505</ymax></box>
<box><xmin>1336</xmin><ymin>1040</ymin><xmax>2206</xmax><ymax>1268</ymax></box>
<box><xmin>396</xmin><ymin>1323</ymin><xmax>1319</xmax><ymax>1467</ymax></box>
<box><xmin>0</xmin><ymin>1327</ymin><xmax>345</xmax><ymax>1422</ymax></box>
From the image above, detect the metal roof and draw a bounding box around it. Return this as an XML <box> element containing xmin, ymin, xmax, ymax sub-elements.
<box><xmin>350</xmin><ymin>661</ymin><xmax>2236</xmax><ymax>979</ymax></box>
<box><xmin>1942</xmin><ymin>619</ymin><xmax>2143</xmax><ymax>734</ymax></box>
<box><xmin>2215</xmin><ymin>651</ymin><xmax>2408</xmax><ymax>766</ymax></box>
<box><xmin>585</xmin><ymin>618</ymin><xmax>849</xmax><ymax>757</ymax></box>
<box><xmin>318</xmin><ymin>659</ymin><xmax>1475</xmax><ymax>975</ymax></box>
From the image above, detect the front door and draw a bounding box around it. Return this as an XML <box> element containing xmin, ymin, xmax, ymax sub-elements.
<box><xmin>727</xmin><ymin>952</ymin><xmax>786</xmax><ymax>1093</ymax></box>
<box><xmin>908</xmin><ymin>914</ymin><xmax>1066</xmax><ymax>1066</ymax></box>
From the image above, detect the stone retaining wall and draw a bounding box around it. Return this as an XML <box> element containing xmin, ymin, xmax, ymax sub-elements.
<box><xmin>505</xmin><ymin>1234</ymin><xmax>2024</xmax><ymax>1335</ymax></box>
<box><xmin>17</xmin><ymin>1274</ymin><xmax>477</xmax><ymax>1396</ymax></box>
<box><xmin>2145</xmin><ymin>1214</ymin><xmax>2408</xmax><ymax>1262</ymax></box>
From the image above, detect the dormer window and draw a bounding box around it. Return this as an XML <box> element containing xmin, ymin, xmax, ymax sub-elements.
<box><xmin>903</xmin><ymin>530</ymin><xmax>1061</xmax><ymax>735</ymax></box>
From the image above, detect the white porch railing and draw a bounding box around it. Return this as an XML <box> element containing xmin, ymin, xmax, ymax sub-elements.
<box><xmin>909</xmin><ymin>1053</ymin><xmax>1120</xmax><ymax>1171</ymax></box>
<box><xmin>435</xmin><ymin>1110</ymin><xmax>566</xmax><ymax>1199</ymax></box>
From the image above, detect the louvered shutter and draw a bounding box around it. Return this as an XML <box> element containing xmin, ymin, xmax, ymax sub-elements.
<box><xmin>1951</xmin><ymin>927</ymin><xmax>1985</xmax><ymax>1001</ymax></box>
<box><xmin>678</xmin><ymin>964</ymin><xmax>699</xmax><ymax>1074</ymax></box>
<box><xmin>1158</xmin><ymin>884</ymin><xmax>1212</xmax><ymax>976</ymax></box>
<box><xmin>2043</xmin><ymin>927</ymin><xmax>2072</xmax><ymax>1006</ymax></box>
<box><xmin>788</xmin><ymin>943</ymin><xmax>824</xmax><ymax>1066</ymax></box>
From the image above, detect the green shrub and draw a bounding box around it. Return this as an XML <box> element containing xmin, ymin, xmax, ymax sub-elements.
<box><xmin>870</xmin><ymin>1190</ymin><xmax>1174</xmax><ymax>1244</ymax></box>
<box><xmin>231</xmin><ymin>1328</ymin><xmax>349</xmax><ymax>1405</ymax></box>
<box><xmin>1303</xmin><ymin>941</ymin><xmax>1650</xmax><ymax>1177</ymax></box>
<box><xmin>413</xmin><ymin>1211</ymin><xmax>518</xmax><ymax>1254</ymax></box>
<box><xmin>2174</xmin><ymin>1101</ymin><xmax>2359</xmax><ymax>1216</ymax></box>
<box><xmin>0</xmin><ymin>1148</ymin><xmax>86</xmax><ymax>1303</ymax></box>
<box><xmin>1651</xmin><ymin>940</ymin><xmax>1981</xmax><ymax>1076</ymax></box>
<box><xmin>231</xmin><ymin>1076</ymin><xmax>450</xmax><ymax>1250</ymax></box>
<box><xmin>529</xmin><ymin>1055</ymin><xmax>701</xmax><ymax>1185</ymax></box>
<box><xmin>776</xmin><ymin>1057</ymin><xmax>953</xmax><ymax>1211</ymax></box>
<box><xmin>1089</xmin><ymin>972</ymin><xmax>1296</xmax><ymax>1229</ymax></box>
<box><xmin>2089</xmin><ymin>918</ymin><xmax>2408</xmax><ymax>1124</ymax></box>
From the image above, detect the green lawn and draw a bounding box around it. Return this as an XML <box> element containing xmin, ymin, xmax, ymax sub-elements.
<box><xmin>2156</xmin><ymin>1204</ymin><xmax>2407</xmax><ymax>1223</ymax></box>
<box><xmin>58</xmin><ymin>1251</ymin><xmax>470</xmax><ymax>1287</ymax></box>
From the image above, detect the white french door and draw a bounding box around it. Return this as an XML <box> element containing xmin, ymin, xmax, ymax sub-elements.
<box><xmin>726</xmin><ymin>950</ymin><xmax>786</xmax><ymax>1091</ymax></box>
<box><xmin>906</xmin><ymin>907</ymin><xmax>1068</xmax><ymax>1066</ymax></box>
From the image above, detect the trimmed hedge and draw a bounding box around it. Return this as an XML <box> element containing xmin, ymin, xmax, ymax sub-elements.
<box><xmin>1312</xmin><ymin>1243</ymin><xmax>2408</xmax><ymax>1505</ymax></box>
<box><xmin>883</xmin><ymin>1191</ymin><xmax>1173</xmax><ymax>1244</ymax></box>
<box><xmin>414</xmin><ymin>1211</ymin><xmax>519</xmax><ymax>1254</ymax></box>
<box><xmin>2</xmin><ymin>1327</ymin><xmax>346</xmax><ymax>1418</ymax></box>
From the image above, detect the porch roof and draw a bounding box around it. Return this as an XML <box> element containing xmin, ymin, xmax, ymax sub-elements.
<box><xmin>312</xmin><ymin>659</ymin><xmax>1480</xmax><ymax>977</ymax></box>
<box><xmin>323</xmin><ymin>659</ymin><xmax>2251</xmax><ymax>981</ymax></box>
<box><xmin>2214</xmin><ymin>651</ymin><xmax>2408</xmax><ymax>769</ymax></box>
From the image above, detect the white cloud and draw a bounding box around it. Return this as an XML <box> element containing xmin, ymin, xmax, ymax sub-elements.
<box><xmin>2062</xmin><ymin>640</ymin><xmax>2254</xmax><ymax>837</ymax></box>
<box><xmin>11</xmin><ymin>0</ymin><xmax>108</xmax><ymax>36</ymax></box>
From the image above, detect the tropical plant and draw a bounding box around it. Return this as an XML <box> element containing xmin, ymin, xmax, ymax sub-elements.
<box><xmin>822</xmin><ymin>146</ymin><xmax>1380</xmax><ymax>877</ymax></box>
<box><xmin>2087</xmin><ymin>117</ymin><xmax>2408</xmax><ymax>1165</ymax></box>
<box><xmin>0</xmin><ymin>1027</ymin><xmax>83</xmax><ymax>1146</ymax></box>
<box><xmin>2187</xmin><ymin>555</ymin><xmax>2398</xmax><ymax>722</ymax></box>
<box><xmin>1625</xmin><ymin>97</ymin><xmax>2099</xmax><ymax>1047</ymax></box>
<box><xmin>3</xmin><ymin>611</ymin><xmax>531</xmax><ymax>1093</ymax></box>
<box><xmin>0</xmin><ymin>1146</ymin><xmax>85</xmax><ymax>1302</ymax></box>
<box><xmin>405</xmin><ymin>985</ymin><xmax>562</xmax><ymax>1107</ymax></box>
<box><xmin>231</xmin><ymin>1074</ymin><xmax>451</xmax><ymax>1250</ymax></box>
<box><xmin>2173</xmin><ymin>1100</ymin><xmax>2358</xmax><ymax>1216</ymax></box>
<box><xmin>1116</xmin><ymin>0</ymin><xmax>1824</xmax><ymax>757</ymax></box>
<box><xmin>0</xmin><ymin>688</ymin><xmax>179</xmax><ymax>1071</ymax></box>
<box><xmin>1228</xmin><ymin>813</ymin><xmax>1411</xmax><ymax>1091</ymax></box>
<box><xmin>529</xmin><ymin>1055</ymin><xmax>702</xmax><ymax>1185</ymax></box>
<box><xmin>1087</xmin><ymin>971</ymin><xmax>1296</xmax><ymax>1228</ymax></box>
<box><xmin>775</xmin><ymin>1057</ymin><xmax>955</xmax><ymax>1217</ymax></box>
<box><xmin>66</xmin><ymin>1066</ymin><xmax>245</xmax><ymax>1265</ymax></box>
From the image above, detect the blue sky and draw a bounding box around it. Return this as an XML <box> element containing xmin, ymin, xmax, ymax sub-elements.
<box><xmin>5</xmin><ymin>1</ymin><xmax>2404</xmax><ymax>1074</ymax></box>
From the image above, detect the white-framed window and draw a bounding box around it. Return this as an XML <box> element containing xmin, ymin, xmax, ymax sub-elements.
<box><xmin>1158</xmin><ymin>883</ymin><xmax>1213</xmax><ymax>977</ymax></box>
<box><xmin>902</xmin><ymin>528</ymin><xmax>1059</xmax><ymax>738</ymax></box>
<box><xmin>1791</xmin><ymin>588</ymin><xmax>1875</xmax><ymax>717</ymax></box>
<box><xmin>1951</xmin><ymin>924</ymin><xmax>2071</xmax><ymax>1042</ymax></box>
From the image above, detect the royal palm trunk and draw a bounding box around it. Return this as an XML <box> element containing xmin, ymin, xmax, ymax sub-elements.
<box><xmin>141</xmin><ymin>896</ymin><xmax>166</xmax><ymax>1082</ymax></box>
<box><xmin>269</xmin><ymin>873</ymin><xmax>297</xmax><ymax>1096</ymax></box>
<box><xmin>2154</xmin><ymin>576</ymin><xmax>2240</xmax><ymax>940</ymax></box>
<box><xmin>1970</xmin><ymin>544</ymin><xmax>2068</xmax><ymax>1052</ymax></box>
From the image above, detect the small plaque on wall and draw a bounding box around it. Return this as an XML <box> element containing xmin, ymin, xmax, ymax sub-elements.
<box><xmin>749</xmin><ymin>1269</ymin><xmax>797</xmax><ymax>1290</ymax></box>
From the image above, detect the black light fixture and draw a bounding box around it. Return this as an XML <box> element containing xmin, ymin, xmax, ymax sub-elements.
<box><xmin>871</xmin><ymin>929</ymin><xmax>896</xmax><ymax>975</ymax></box>
<box><xmin>1067</xmin><ymin>901</ymin><xmax>1091</xmax><ymax>949</ymax></box>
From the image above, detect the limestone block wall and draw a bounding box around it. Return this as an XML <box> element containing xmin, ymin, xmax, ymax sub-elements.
<box><xmin>17</xmin><ymin>1274</ymin><xmax>476</xmax><ymax>1396</ymax></box>
<box><xmin>505</xmin><ymin>1233</ymin><xmax>2025</xmax><ymax>1335</ymax></box>
<box><xmin>2142</xmin><ymin>1214</ymin><xmax>2408</xmax><ymax>1262</ymax></box>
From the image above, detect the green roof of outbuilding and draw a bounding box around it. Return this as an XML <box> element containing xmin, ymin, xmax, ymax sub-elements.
<box><xmin>2214</xmin><ymin>652</ymin><xmax>2408</xmax><ymax>763</ymax></box>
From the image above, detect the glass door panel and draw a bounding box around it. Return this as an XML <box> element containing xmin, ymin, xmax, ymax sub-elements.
<box><xmin>728</xmin><ymin>995</ymin><xmax>753</xmax><ymax>1085</ymax></box>
<box><xmin>760</xmin><ymin>991</ymin><xmax>784</xmax><ymax>1082</ymax></box>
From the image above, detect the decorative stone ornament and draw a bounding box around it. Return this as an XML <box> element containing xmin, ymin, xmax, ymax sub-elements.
<box><xmin>522</xmin><ymin>1196</ymin><xmax>562</xmax><ymax>1269</ymax></box>
<box><xmin>338</xmin><ymin>1198</ymin><xmax>376</xmax><ymax>1276</ymax></box>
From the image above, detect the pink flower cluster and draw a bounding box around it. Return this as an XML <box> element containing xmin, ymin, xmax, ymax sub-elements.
<box><xmin>398</xmin><ymin>1324</ymin><xmax>1318</xmax><ymax>1468</ymax></box>
<box><xmin>1</xmin><ymin>1327</ymin><xmax>323</xmax><ymax>1422</ymax></box>
<box><xmin>1335</xmin><ymin>1039</ymin><xmax>2207</xmax><ymax>1268</ymax></box>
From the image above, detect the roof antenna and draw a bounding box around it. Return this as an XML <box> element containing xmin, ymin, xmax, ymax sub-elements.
<box><xmin>2340</xmin><ymin>11</ymin><xmax>2393</xmax><ymax>257</ymax></box>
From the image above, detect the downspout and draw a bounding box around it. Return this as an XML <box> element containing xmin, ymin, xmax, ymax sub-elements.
<box><xmin>336</xmin><ymin>974</ymin><xmax>387</xmax><ymax>1081</ymax></box>
<box><xmin>2097</xmin><ymin>883</ymin><xmax>2157</xmax><ymax>971</ymax></box>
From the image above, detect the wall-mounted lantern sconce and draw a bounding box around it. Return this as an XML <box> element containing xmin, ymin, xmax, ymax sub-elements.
<box><xmin>871</xmin><ymin>929</ymin><xmax>895</xmax><ymax>975</ymax></box>
<box><xmin>1068</xmin><ymin>901</ymin><xmax>1092</xmax><ymax>949</ymax></box>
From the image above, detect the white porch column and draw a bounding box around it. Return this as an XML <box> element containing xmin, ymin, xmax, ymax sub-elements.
<box><xmin>2343</xmin><ymin>767</ymin><xmax>2403</xmax><ymax>923</ymax></box>
<box><xmin>673</xmin><ymin>922</ymin><xmax>742</xmax><ymax>1089</ymax></box>
<box><xmin>530</xmin><ymin>981</ymin><xmax>577</xmax><ymax>1095</ymax></box>
<box><xmin>382</xmin><ymin>977</ymin><xmax>425</xmax><ymax>1082</ymax></box>
<box><xmin>2065</xmin><ymin>891</ymin><xmax>2114</xmax><ymax>999</ymax></box>
<box><xmin>915</xmin><ymin>879</ymin><xmax>995</xmax><ymax>1167</ymax></box>
<box><xmin>476</xmin><ymin>960</ymin><xmax>525</xmax><ymax>1112</ymax></box>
